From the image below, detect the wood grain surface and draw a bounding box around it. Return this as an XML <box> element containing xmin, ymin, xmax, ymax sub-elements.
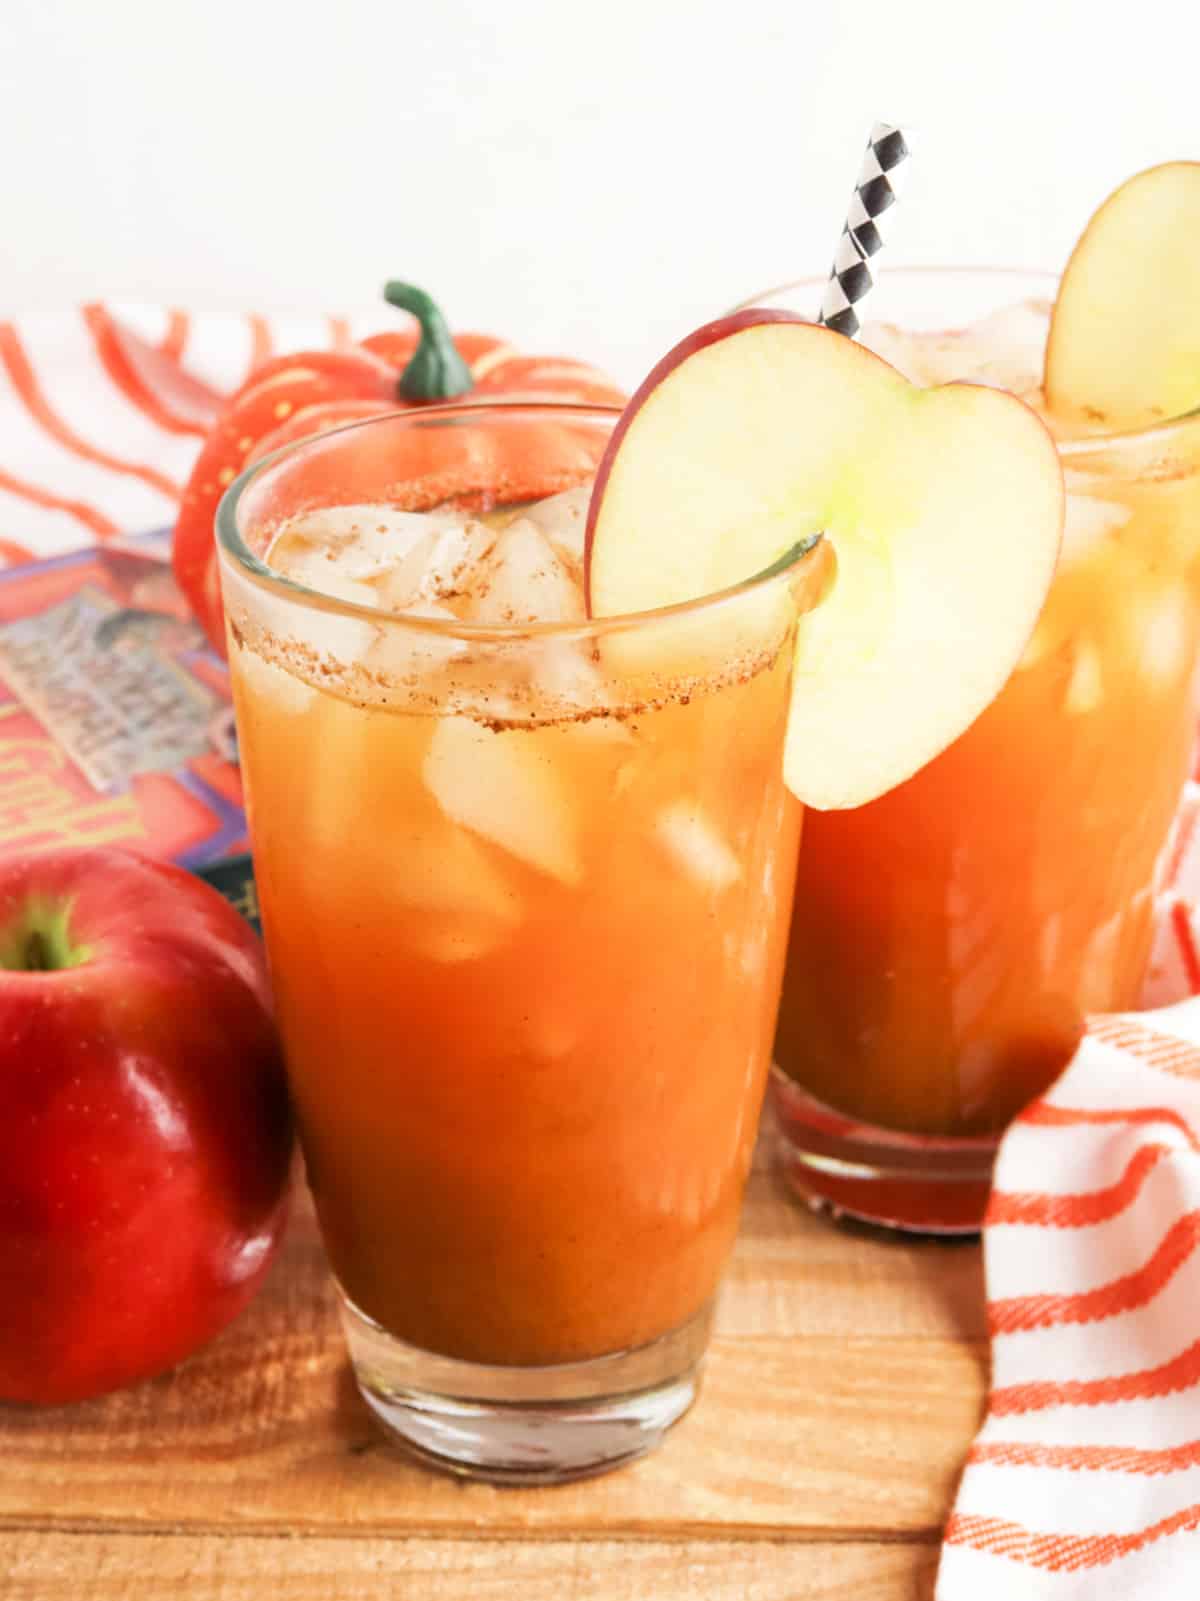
<box><xmin>4</xmin><ymin>1533</ymin><xmax>942</xmax><ymax>1600</ymax></box>
<box><xmin>0</xmin><ymin>1121</ymin><xmax>984</xmax><ymax>1598</ymax></box>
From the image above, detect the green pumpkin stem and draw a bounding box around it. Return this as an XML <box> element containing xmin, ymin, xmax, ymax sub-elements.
<box><xmin>383</xmin><ymin>281</ymin><xmax>475</xmax><ymax>402</ymax></box>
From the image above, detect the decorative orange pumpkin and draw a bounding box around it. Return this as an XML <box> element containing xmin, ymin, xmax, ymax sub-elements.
<box><xmin>172</xmin><ymin>282</ymin><xmax>625</xmax><ymax>652</ymax></box>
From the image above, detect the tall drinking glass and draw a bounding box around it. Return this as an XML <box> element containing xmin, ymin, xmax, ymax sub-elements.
<box><xmin>216</xmin><ymin>405</ymin><xmax>825</xmax><ymax>1481</ymax></box>
<box><xmin>737</xmin><ymin>270</ymin><xmax>1200</xmax><ymax>1233</ymax></box>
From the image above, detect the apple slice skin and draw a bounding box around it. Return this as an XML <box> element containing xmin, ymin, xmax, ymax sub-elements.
<box><xmin>1045</xmin><ymin>162</ymin><xmax>1200</xmax><ymax>429</ymax></box>
<box><xmin>584</xmin><ymin>310</ymin><xmax>809</xmax><ymax>615</ymax></box>
<box><xmin>584</xmin><ymin>311</ymin><xmax>1064</xmax><ymax>810</ymax></box>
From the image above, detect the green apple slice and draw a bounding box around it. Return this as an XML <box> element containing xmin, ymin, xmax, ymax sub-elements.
<box><xmin>1045</xmin><ymin>162</ymin><xmax>1200</xmax><ymax>429</ymax></box>
<box><xmin>584</xmin><ymin>312</ymin><xmax>1063</xmax><ymax>809</ymax></box>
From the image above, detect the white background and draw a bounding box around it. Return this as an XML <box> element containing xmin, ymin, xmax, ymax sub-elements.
<box><xmin>2</xmin><ymin>0</ymin><xmax>1195</xmax><ymax>387</ymax></box>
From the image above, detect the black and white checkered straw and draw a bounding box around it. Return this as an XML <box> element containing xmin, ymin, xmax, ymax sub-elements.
<box><xmin>817</xmin><ymin>123</ymin><xmax>912</xmax><ymax>339</ymax></box>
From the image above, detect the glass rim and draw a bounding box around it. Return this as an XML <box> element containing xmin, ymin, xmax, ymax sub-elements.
<box><xmin>215</xmin><ymin>400</ymin><xmax>825</xmax><ymax>643</ymax></box>
<box><xmin>730</xmin><ymin>266</ymin><xmax>1200</xmax><ymax>457</ymax></box>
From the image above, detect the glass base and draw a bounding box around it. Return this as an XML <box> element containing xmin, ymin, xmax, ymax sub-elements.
<box><xmin>770</xmin><ymin>1066</ymin><xmax>998</xmax><ymax>1235</ymax></box>
<box><xmin>341</xmin><ymin>1294</ymin><xmax>711</xmax><ymax>1484</ymax></box>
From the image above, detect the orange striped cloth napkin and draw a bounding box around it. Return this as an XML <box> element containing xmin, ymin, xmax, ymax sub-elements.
<box><xmin>938</xmin><ymin>785</ymin><xmax>1200</xmax><ymax>1592</ymax></box>
<box><xmin>0</xmin><ymin>304</ymin><xmax>357</xmax><ymax>559</ymax></box>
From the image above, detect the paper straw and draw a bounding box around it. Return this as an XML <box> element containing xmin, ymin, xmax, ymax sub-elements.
<box><xmin>817</xmin><ymin>123</ymin><xmax>913</xmax><ymax>338</ymax></box>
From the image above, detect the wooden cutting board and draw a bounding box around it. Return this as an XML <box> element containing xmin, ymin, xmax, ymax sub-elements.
<box><xmin>0</xmin><ymin>1114</ymin><xmax>987</xmax><ymax>1599</ymax></box>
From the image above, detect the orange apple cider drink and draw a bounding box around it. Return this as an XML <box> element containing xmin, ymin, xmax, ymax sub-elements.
<box><xmin>218</xmin><ymin>406</ymin><xmax>826</xmax><ymax>1480</ymax></box>
<box><xmin>762</xmin><ymin>276</ymin><xmax>1200</xmax><ymax>1230</ymax></box>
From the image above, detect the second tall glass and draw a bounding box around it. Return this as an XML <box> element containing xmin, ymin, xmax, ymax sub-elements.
<box><xmin>742</xmin><ymin>270</ymin><xmax>1200</xmax><ymax>1233</ymax></box>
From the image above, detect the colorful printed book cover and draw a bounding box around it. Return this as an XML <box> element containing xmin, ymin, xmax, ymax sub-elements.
<box><xmin>0</xmin><ymin>529</ymin><xmax>258</xmax><ymax>923</ymax></box>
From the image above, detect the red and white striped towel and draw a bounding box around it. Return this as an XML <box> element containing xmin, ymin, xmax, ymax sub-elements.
<box><xmin>0</xmin><ymin>303</ymin><xmax>363</xmax><ymax>561</ymax></box>
<box><xmin>938</xmin><ymin>787</ymin><xmax>1200</xmax><ymax>1595</ymax></box>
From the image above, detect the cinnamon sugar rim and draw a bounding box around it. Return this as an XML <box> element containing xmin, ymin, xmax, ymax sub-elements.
<box><xmin>731</xmin><ymin>267</ymin><xmax>1200</xmax><ymax>457</ymax></box>
<box><xmin>216</xmin><ymin>401</ymin><xmax>827</xmax><ymax>645</ymax></box>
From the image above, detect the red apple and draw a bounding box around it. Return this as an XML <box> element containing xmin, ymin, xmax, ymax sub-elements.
<box><xmin>0</xmin><ymin>847</ymin><xmax>292</xmax><ymax>1405</ymax></box>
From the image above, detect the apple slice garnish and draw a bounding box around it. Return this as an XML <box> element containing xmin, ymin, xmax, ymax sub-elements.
<box><xmin>1045</xmin><ymin>162</ymin><xmax>1200</xmax><ymax>429</ymax></box>
<box><xmin>584</xmin><ymin>311</ymin><xmax>1063</xmax><ymax>809</ymax></box>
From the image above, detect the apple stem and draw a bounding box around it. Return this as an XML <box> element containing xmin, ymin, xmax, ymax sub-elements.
<box><xmin>0</xmin><ymin>898</ymin><xmax>91</xmax><ymax>973</ymax></box>
<box><xmin>383</xmin><ymin>282</ymin><xmax>475</xmax><ymax>403</ymax></box>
